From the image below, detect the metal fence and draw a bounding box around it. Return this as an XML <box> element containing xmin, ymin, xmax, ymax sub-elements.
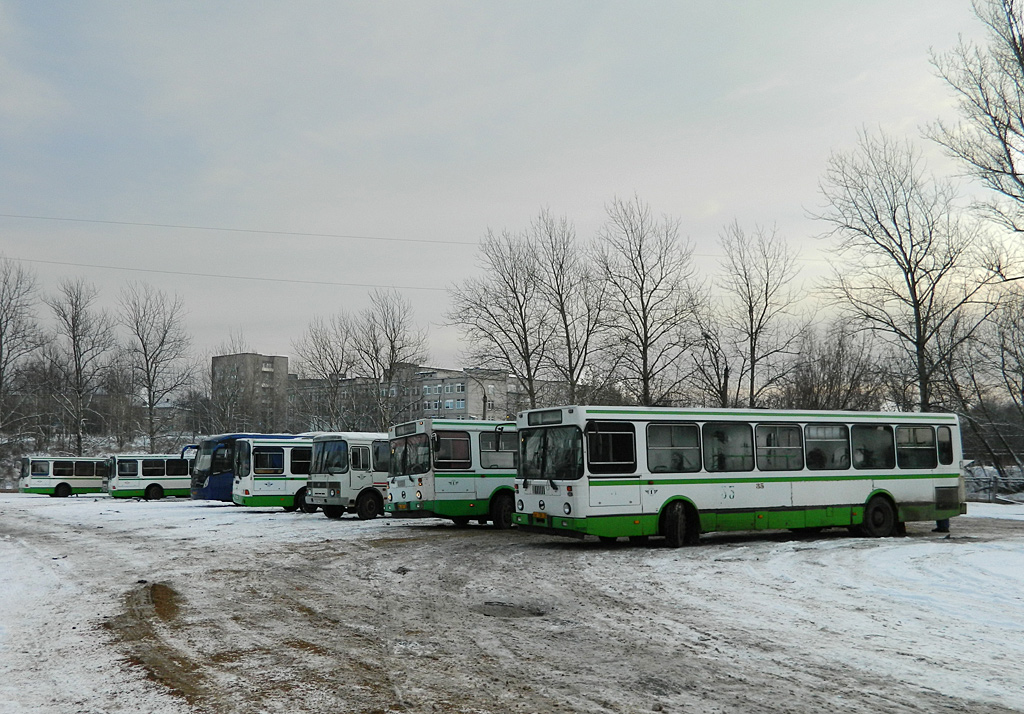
<box><xmin>964</xmin><ymin>468</ymin><xmax>1024</xmax><ymax>503</ymax></box>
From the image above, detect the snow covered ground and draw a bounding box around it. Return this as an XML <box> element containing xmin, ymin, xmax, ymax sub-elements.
<box><xmin>1</xmin><ymin>494</ymin><xmax>1022</xmax><ymax>714</ymax></box>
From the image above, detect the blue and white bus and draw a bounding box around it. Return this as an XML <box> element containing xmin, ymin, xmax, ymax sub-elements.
<box><xmin>190</xmin><ymin>433</ymin><xmax>308</xmax><ymax>502</ymax></box>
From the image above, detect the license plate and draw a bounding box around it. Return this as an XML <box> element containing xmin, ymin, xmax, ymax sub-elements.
<box><xmin>532</xmin><ymin>512</ymin><xmax>547</xmax><ymax>520</ymax></box>
<box><xmin>397</xmin><ymin>503</ymin><xmax>408</xmax><ymax>510</ymax></box>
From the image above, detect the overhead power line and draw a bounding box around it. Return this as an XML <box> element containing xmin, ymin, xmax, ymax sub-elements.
<box><xmin>0</xmin><ymin>212</ymin><xmax>478</xmax><ymax>246</ymax></box>
<box><xmin>12</xmin><ymin>257</ymin><xmax>450</xmax><ymax>292</ymax></box>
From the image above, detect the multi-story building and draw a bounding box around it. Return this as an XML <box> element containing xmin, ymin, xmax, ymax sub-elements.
<box><xmin>211</xmin><ymin>353</ymin><xmax>291</xmax><ymax>432</ymax></box>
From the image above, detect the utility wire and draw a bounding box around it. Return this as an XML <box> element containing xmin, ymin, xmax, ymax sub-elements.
<box><xmin>13</xmin><ymin>257</ymin><xmax>449</xmax><ymax>292</ymax></box>
<box><xmin>0</xmin><ymin>212</ymin><xmax>479</xmax><ymax>246</ymax></box>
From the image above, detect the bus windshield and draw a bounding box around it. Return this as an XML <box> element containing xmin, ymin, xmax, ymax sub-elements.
<box><xmin>390</xmin><ymin>433</ymin><xmax>431</xmax><ymax>477</ymax></box>
<box><xmin>521</xmin><ymin>426</ymin><xmax>583</xmax><ymax>481</ymax></box>
<box><xmin>312</xmin><ymin>439</ymin><xmax>349</xmax><ymax>474</ymax></box>
<box><xmin>195</xmin><ymin>441</ymin><xmax>233</xmax><ymax>476</ymax></box>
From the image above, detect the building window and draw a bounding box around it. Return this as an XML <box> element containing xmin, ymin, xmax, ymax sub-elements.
<box><xmin>445</xmin><ymin>384</ymin><xmax>452</xmax><ymax>393</ymax></box>
<box><xmin>456</xmin><ymin>383</ymin><xmax>465</xmax><ymax>393</ymax></box>
<box><xmin>444</xmin><ymin>399</ymin><xmax>454</xmax><ymax>409</ymax></box>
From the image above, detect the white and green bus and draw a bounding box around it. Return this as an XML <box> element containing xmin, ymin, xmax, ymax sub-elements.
<box><xmin>513</xmin><ymin>406</ymin><xmax>966</xmax><ymax>545</ymax></box>
<box><xmin>107</xmin><ymin>454</ymin><xmax>194</xmax><ymax>500</ymax></box>
<box><xmin>231</xmin><ymin>436</ymin><xmax>315</xmax><ymax>511</ymax></box>
<box><xmin>385</xmin><ymin>418</ymin><xmax>518</xmax><ymax>528</ymax></box>
<box><xmin>306</xmin><ymin>432</ymin><xmax>390</xmax><ymax>520</ymax></box>
<box><xmin>18</xmin><ymin>456</ymin><xmax>110</xmax><ymax>497</ymax></box>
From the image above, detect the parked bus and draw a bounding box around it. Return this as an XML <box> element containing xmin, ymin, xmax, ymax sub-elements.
<box><xmin>306</xmin><ymin>432</ymin><xmax>390</xmax><ymax>519</ymax></box>
<box><xmin>231</xmin><ymin>436</ymin><xmax>315</xmax><ymax>511</ymax></box>
<box><xmin>107</xmin><ymin>454</ymin><xmax>194</xmax><ymax>500</ymax></box>
<box><xmin>191</xmin><ymin>433</ymin><xmax>306</xmax><ymax>502</ymax></box>
<box><xmin>513</xmin><ymin>405</ymin><xmax>966</xmax><ymax>546</ymax></box>
<box><xmin>385</xmin><ymin>418</ymin><xmax>518</xmax><ymax>528</ymax></box>
<box><xmin>18</xmin><ymin>457</ymin><xmax>109</xmax><ymax>497</ymax></box>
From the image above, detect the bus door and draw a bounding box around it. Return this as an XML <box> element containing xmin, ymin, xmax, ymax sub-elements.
<box><xmin>585</xmin><ymin>421</ymin><xmax>641</xmax><ymax>511</ymax></box>
<box><xmin>432</xmin><ymin>430</ymin><xmax>473</xmax><ymax>498</ymax></box>
<box><xmin>349</xmin><ymin>444</ymin><xmax>372</xmax><ymax>494</ymax></box>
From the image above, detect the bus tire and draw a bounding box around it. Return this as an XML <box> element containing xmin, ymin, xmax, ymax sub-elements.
<box><xmin>489</xmin><ymin>491</ymin><xmax>514</xmax><ymax>530</ymax></box>
<box><xmin>323</xmin><ymin>505</ymin><xmax>344</xmax><ymax>519</ymax></box>
<box><xmin>144</xmin><ymin>484</ymin><xmax>164</xmax><ymax>500</ymax></box>
<box><xmin>860</xmin><ymin>495</ymin><xmax>897</xmax><ymax>538</ymax></box>
<box><xmin>355</xmin><ymin>490</ymin><xmax>382</xmax><ymax>520</ymax></box>
<box><xmin>55</xmin><ymin>483</ymin><xmax>72</xmax><ymax>498</ymax></box>
<box><xmin>297</xmin><ymin>488</ymin><xmax>318</xmax><ymax>514</ymax></box>
<box><xmin>662</xmin><ymin>500</ymin><xmax>695</xmax><ymax>548</ymax></box>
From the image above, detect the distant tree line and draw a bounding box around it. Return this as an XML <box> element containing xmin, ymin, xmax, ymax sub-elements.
<box><xmin>4</xmin><ymin>1</ymin><xmax>1024</xmax><ymax>476</ymax></box>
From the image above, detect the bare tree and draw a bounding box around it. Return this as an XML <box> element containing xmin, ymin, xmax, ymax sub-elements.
<box><xmin>597</xmin><ymin>195</ymin><xmax>702</xmax><ymax>406</ymax></box>
<box><xmin>292</xmin><ymin>313</ymin><xmax>363</xmax><ymax>430</ymax></box>
<box><xmin>119</xmin><ymin>282</ymin><xmax>193</xmax><ymax>452</ymax></box>
<box><xmin>47</xmin><ymin>279</ymin><xmax>116</xmax><ymax>455</ymax></box>
<box><xmin>814</xmin><ymin>130</ymin><xmax>1004</xmax><ymax>412</ymax></box>
<box><xmin>717</xmin><ymin>222</ymin><xmax>804</xmax><ymax>407</ymax></box>
<box><xmin>930</xmin><ymin>0</ymin><xmax>1024</xmax><ymax>231</ymax></box>
<box><xmin>533</xmin><ymin>209</ymin><xmax>612</xmax><ymax>403</ymax></box>
<box><xmin>0</xmin><ymin>257</ymin><xmax>40</xmax><ymax>441</ymax></box>
<box><xmin>449</xmin><ymin>228</ymin><xmax>552</xmax><ymax>408</ymax></box>
<box><xmin>775</xmin><ymin>321</ymin><xmax>883</xmax><ymax>411</ymax></box>
<box><xmin>354</xmin><ymin>289</ymin><xmax>429</xmax><ymax>431</ymax></box>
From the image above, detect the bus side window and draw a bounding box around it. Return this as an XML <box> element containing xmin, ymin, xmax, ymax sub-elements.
<box><xmin>586</xmin><ymin>421</ymin><xmax>636</xmax><ymax>474</ymax></box>
<box><xmin>31</xmin><ymin>461</ymin><xmax>50</xmax><ymax>476</ymax></box>
<box><xmin>142</xmin><ymin>459</ymin><xmax>165</xmax><ymax>478</ymax></box>
<box><xmin>896</xmin><ymin>426</ymin><xmax>937</xmax><ymax>469</ymax></box>
<box><xmin>253</xmin><ymin>447</ymin><xmax>284</xmax><ymax>475</ymax></box>
<box><xmin>756</xmin><ymin>424</ymin><xmax>803</xmax><ymax>471</ymax></box>
<box><xmin>291</xmin><ymin>447</ymin><xmax>312</xmax><ymax>475</ymax></box>
<box><xmin>702</xmin><ymin>422</ymin><xmax>753</xmax><ymax>472</ymax></box>
<box><xmin>851</xmin><ymin>425</ymin><xmax>895</xmax><ymax>469</ymax></box>
<box><xmin>372</xmin><ymin>440</ymin><xmax>391</xmax><ymax>473</ymax></box>
<box><xmin>937</xmin><ymin>426</ymin><xmax>954</xmax><ymax>465</ymax></box>
<box><xmin>805</xmin><ymin>424</ymin><xmax>849</xmax><ymax>470</ymax></box>
<box><xmin>75</xmin><ymin>461</ymin><xmax>95</xmax><ymax>478</ymax></box>
<box><xmin>351</xmin><ymin>446</ymin><xmax>369</xmax><ymax>471</ymax></box>
<box><xmin>647</xmin><ymin>423</ymin><xmax>700</xmax><ymax>473</ymax></box>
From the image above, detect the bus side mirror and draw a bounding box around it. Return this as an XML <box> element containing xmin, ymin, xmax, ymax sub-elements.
<box><xmin>431</xmin><ymin>432</ymin><xmax>439</xmax><ymax>452</ymax></box>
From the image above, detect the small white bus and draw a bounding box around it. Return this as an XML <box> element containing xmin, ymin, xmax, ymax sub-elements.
<box><xmin>19</xmin><ymin>457</ymin><xmax>110</xmax><ymax>497</ymax></box>
<box><xmin>306</xmin><ymin>432</ymin><xmax>390</xmax><ymax>520</ymax></box>
<box><xmin>107</xmin><ymin>454</ymin><xmax>194</xmax><ymax>500</ymax></box>
<box><xmin>231</xmin><ymin>436</ymin><xmax>315</xmax><ymax>511</ymax></box>
<box><xmin>513</xmin><ymin>405</ymin><xmax>966</xmax><ymax>545</ymax></box>
<box><xmin>385</xmin><ymin>418</ymin><xmax>518</xmax><ymax>528</ymax></box>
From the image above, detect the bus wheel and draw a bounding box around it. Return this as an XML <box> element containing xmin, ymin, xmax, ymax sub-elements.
<box><xmin>144</xmin><ymin>484</ymin><xmax>164</xmax><ymax>500</ymax></box>
<box><xmin>323</xmin><ymin>505</ymin><xmax>344</xmax><ymax>519</ymax></box>
<box><xmin>662</xmin><ymin>501</ymin><xmax>692</xmax><ymax>548</ymax></box>
<box><xmin>860</xmin><ymin>496</ymin><xmax>897</xmax><ymax>538</ymax></box>
<box><xmin>451</xmin><ymin>516</ymin><xmax>471</xmax><ymax>527</ymax></box>
<box><xmin>55</xmin><ymin>483</ymin><xmax>72</xmax><ymax>498</ymax></box>
<box><xmin>297</xmin><ymin>488</ymin><xmax>318</xmax><ymax>514</ymax></box>
<box><xmin>355</xmin><ymin>491</ymin><xmax>381</xmax><ymax>520</ymax></box>
<box><xmin>489</xmin><ymin>491</ymin><xmax>514</xmax><ymax>530</ymax></box>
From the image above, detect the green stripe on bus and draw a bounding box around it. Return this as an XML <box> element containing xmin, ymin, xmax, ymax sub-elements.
<box><xmin>589</xmin><ymin>472</ymin><xmax>960</xmax><ymax>487</ymax></box>
<box><xmin>582</xmin><ymin>408</ymin><xmax>957</xmax><ymax>422</ymax></box>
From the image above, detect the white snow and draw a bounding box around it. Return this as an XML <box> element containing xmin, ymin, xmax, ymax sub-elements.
<box><xmin>1</xmin><ymin>494</ymin><xmax>1022</xmax><ymax>713</ymax></box>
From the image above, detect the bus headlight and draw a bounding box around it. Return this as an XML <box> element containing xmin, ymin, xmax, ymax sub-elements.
<box><xmin>329</xmin><ymin>489</ymin><xmax>336</xmax><ymax>497</ymax></box>
<box><xmin>563</xmin><ymin>503</ymin><xmax>571</xmax><ymax>515</ymax></box>
<box><xmin>538</xmin><ymin>500</ymin><xmax>545</xmax><ymax>510</ymax></box>
<box><xmin>388</xmin><ymin>492</ymin><xmax>393</xmax><ymax>501</ymax></box>
<box><xmin>517</xmin><ymin>499</ymin><xmax>524</xmax><ymax>511</ymax></box>
<box><xmin>416</xmin><ymin>491</ymin><xmax>422</xmax><ymax>500</ymax></box>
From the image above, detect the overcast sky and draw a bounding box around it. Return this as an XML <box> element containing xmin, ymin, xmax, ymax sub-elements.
<box><xmin>0</xmin><ymin>1</ymin><xmax>986</xmax><ymax>370</ymax></box>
